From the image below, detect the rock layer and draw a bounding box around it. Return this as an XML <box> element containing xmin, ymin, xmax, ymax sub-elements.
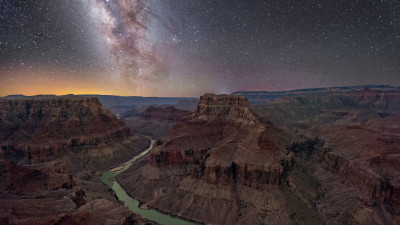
<box><xmin>0</xmin><ymin>97</ymin><xmax>154</xmax><ymax>225</ymax></box>
<box><xmin>119</xmin><ymin>90</ymin><xmax>400</xmax><ymax>225</ymax></box>
<box><xmin>118</xmin><ymin>94</ymin><xmax>303</xmax><ymax>224</ymax></box>
<box><xmin>251</xmin><ymin>88</ymin><xmax>400</xmax><ymax>224</ymax></box>
<box><xmin>150</xmin><ymin>94</ymin><xmax>289</xmax><ymax>187</ymax></box>
<box><xmin>0</xmin><ymin>97</ymin><xmax>131</xmax><ymax>163</ymax></box>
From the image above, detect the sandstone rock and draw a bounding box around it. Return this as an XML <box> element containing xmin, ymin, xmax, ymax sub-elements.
<box><xmin>0</xmin><ymin>97</ymin><xmax>131</xmax><ymax>163</ymax></box>
<box><xmin>118</xmin><ymin>94</ymin><xmax>300</xmax><ymax>224</ymax></box>
<box><xmin>149</xmin><ymin>94</ymin><xmax>289</xmax><ymax>187</ymax></box>
<box><xmin>119</xmin><ymin>90</ymin><xmax>400</xmax><ymax>225</ymax></box>
<box><xmin>195</xmin><ymin>93</ymin><xmax>258</xmax><ymax>121</ymax></box>
<box><xmin>0</xmin><ymin>97</ymin><xmax>154</xmax><ymax>225</ymax></box>
<box><xmin>252</xmin><ymin>88</ymin><xmax>400</xmax><ymax>224</ymax></box>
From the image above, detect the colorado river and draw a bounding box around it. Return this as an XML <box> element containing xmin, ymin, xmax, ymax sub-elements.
<box><xmin>100</xmin><ymin>138</ymin><xmax>196</xmax><ymax>225</ymax></box>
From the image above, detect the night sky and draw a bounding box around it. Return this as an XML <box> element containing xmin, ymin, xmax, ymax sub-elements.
<box><xmin>1</xmin><ymin>0</ymin><xmax>399</xmax><ymax>97</ymax></box>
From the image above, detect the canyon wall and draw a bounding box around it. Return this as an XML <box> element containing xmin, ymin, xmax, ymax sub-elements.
<box><xmin>0</xmin><ymin>97</ymin><xmax>131</xmax><ymax>163</ymax></box>
<box><xmin>0</xmin><ymin>97</ymin><xmax>153</xmax><ymax>225</ymax></box>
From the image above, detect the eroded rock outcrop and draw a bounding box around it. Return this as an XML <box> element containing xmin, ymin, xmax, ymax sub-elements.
<box><xmin>118</xmin><ymin>94</ymin><xmax>302</xmax><ymax>225</ymax></box>
<box><xmin>0</xmin><ymin>97</ymin><xmax>153</xmax><ymax>225</ymax></box>
<box><xmin>0</xmin><ymin>97</ymin><xmax>131</xmax><ymax>163</ymax></box>
<box><xmin>0</xmin><ymin>159</ymin><xmax>73</xmax><ymax>196</ymax></box>
<box><xmin>251</xmin><ymin>87</ymin><xmax>400</xmax><ymax>224</ymax></box>
<box><xmin>149</xmin><ymin>93</ymin><xmax>289</xmax><ymax>187</ymax></box>
<box><xmin>119</xmin><ymin>90</ymin><xmax>400</xmax><ymax>225</ymax></box>
<box><xmin>324</xmin><ymin>152</ymin><xmax>400</xmax><ymax>212</ymax></box>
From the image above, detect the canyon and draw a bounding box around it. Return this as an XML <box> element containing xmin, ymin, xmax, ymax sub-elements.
<box><xmin>1</xmin><ymin>86</ymin><xmax>399</xmax><ymax>225</ymax></box>
<box><xmin>0</xmin><ymin>97</ymin><xmax>154</xmax><ymax>224</ymax></box>
<box><xmin>117</xmin><ymin>88</ymin><xmax>400</xmax><ymax>225</ymax></box>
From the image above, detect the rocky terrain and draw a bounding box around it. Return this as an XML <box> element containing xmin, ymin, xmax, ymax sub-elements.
<box><xmin>2</xmin><ymin>87</ymin><xmax>399</xmax><ymax>225</ymax></box>
<box><xmin>117</xmin><ymin>94</ymin><xmax>309</xmax><ymax>224</ymax></box>
<box><xmin>0</xmin><ymin>97</ymin><xmax>155</xmax><ymax>225</ymax></box>
<box><xmin>118</xmin><ymin>90</ymin><xmax>400</xmax><ymax>225</ymax></box>
<box><xmin>123</xmin><ymin>106</ymin><xmax>192</xmax><ymax>139</ymax></box>
<box><xmin>251</xmin><ymin>88</ymin><xmax>400</xmax><ymax>224</ymax></box>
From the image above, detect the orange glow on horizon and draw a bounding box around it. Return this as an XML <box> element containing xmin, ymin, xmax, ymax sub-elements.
<box><xmin>0</xmin><ymin>66</ymin><xmax>206</xmax><ymax>97</ymax></box>
<box><xmin>0</xmin><ymin>68</ymin><xmax>145</xmax><ymax>97</ymax></box>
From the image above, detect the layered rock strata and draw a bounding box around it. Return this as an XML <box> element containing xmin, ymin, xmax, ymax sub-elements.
<box><xmin>0</xmin><ymin>97</ymin><xmax>131</xmax><ymax>163</ymax></box>
<box><xmin>118</xmin><ymin>94</ymin><xmax>302</xmax><ymax>224</ymax></box>
<box><xmin>150</xmin><ymin>94</ymin><xmax>290</xmax><ymax>187</ymax></box>
<box><xmin>0</xmin><ymin>97</ymin><xmax>154</xmax><ymax>225</ymax></box>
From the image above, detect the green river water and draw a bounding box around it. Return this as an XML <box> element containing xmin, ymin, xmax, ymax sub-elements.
<box><xmin>100</xmin><ymin>139</ymin><xmax>196</xmax><ymax>225</ymax></box>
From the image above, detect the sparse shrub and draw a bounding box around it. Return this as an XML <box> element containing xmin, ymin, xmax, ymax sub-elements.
<box><xmin>286</xmin><ymin>136</ymin><xmax>323</xmax><ymax>158</ymax></box>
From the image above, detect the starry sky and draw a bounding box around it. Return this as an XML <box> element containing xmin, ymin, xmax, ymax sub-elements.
<box><xmin>0</xmin><ymin>0</ymin><xmax>399</xmax><ymax>97</ymax></box>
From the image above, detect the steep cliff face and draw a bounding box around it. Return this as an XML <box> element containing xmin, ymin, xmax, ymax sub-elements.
<box><xmin>195</xmin><ymin>93</ymin><xmax>258</xmax><ymax>121</ymax></box>
<box><xmin>118</xmin><ymin>90</ymin><xmax>400</xmax><ymax>225</ymax></box>
<box><xmin>0</xmin><ymin>97</ymin><xmax>131</xmax><ymax>163</ymax></box>
<box><xmin>149</xmin><ymin>93</ymin><xmax>289</xmax><ymax>187</ymax></box>
<box><xmin>117</xmin><ymin>94</ymin><xmax>307</xmax><ymax>225</ymax></box>
<box><xmin>318</xmin><ymin>119</ymin><xmax>400</xmax><ymax>217</ymax></box>
<box><xmin>251</xmin><ymin>88</ymin><xmax>400</xmax><ymax>224</ymax></box>
<box><xmin>0</xmin><ymin>97</ymin><xmax>153</xmax><ymax>225</ymax></box>
<box><xmin>323</xmin><ymin>152</ymin><xmax>400</xmax><ymax>212</ymax></box>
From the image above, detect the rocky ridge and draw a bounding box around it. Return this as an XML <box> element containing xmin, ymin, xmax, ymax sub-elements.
<box><xmin>117</xmin><ymin>94</ymin><xmax>306</xmax><ymax>225</ymax></box>
<box><xmin>0</xmin><ymin>97</ymin><xmax>131</xmax><ymax>163</ymax></box>
<box><xmin>251</xmin><ymin>88</ymin><xmax>400</xmax><ymax>224</ymax></box>
<box><xmin>118</xmin><ymin>90</ymin><xmax>400</xmax><ymax>225</ymax></box>
<box><xmin>0</xmin><ymin>97</ymin><xmax>154</xmax><ymax>225</ymax></box>
<box><xmin>150</xmin><ymin>93</ymin><xmax>290</xmax><ymax>187</ymax></box>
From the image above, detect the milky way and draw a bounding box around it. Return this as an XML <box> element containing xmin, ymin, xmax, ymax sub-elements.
<box><xmin>86</xmin><ymin>0</ymin><xmax>154</xmax><ymax>76</ymax></box>
<box><xmin>0</xmin><ymin>0</ymin><xmax>399</xmax><ymax>96</ymax></box>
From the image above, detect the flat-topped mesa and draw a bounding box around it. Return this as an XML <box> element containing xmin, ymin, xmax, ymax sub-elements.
<box><xmin>0</xmin><ymin>97</ymin><xmax>131</xmax><ymax>163</ymax></box>
<box><xmin>195</xmin><ymin>93</ymin><xmax>258</xmax><ymax>122</ymax></box>
<box><xmin>149</xmin><ymin>93</ymin><xmax>291</xmax><ymax>187</ymax></box>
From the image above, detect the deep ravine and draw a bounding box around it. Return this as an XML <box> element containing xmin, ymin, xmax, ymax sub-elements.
<box><xmin>100</xmin><ymin>137</ymin><xmax>196</xmax><ymax>225</ymax></box>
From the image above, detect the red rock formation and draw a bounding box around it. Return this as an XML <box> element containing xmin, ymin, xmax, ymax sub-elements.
<box><xmin>0</xmin><ymin>159</ymin><xmax>73</xmax><ymax>196</ymax></box>
<box><xmin>0</xmin><ymin>97</ymin><xmax>153</xmax><ymax>225</ymax></box>
<box><xmin>195</xmin><ymin>93</ymin><xmax>258</xmax><ymax>121</ymax></box>
<box><xmin>119</xmin><ymin>90</ymin><xmax>400</xmax><ymax>224</ymax></box>
<box><xmin>150</xmin><ymin>93</ymin><xmax>289</xmax><ymax>188</ymax></box>
<box><xmin>0</xmin><ymin>97</ymin><xmax>131</xmax><ymax>163</ymax></box>
<box><xmin>117</xmin><ymin>94</ymin><xmax>311</xmax><ymax>225</ymax></box>
<box><xmin>251</xmin><ymin>88</ymin><xmax>400</xmax><ymax>223</ymax></box>
<box><xmin>324</xmin><ymin>152</ymin><xmax>400</xmax><ymax>213</ymax></box>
